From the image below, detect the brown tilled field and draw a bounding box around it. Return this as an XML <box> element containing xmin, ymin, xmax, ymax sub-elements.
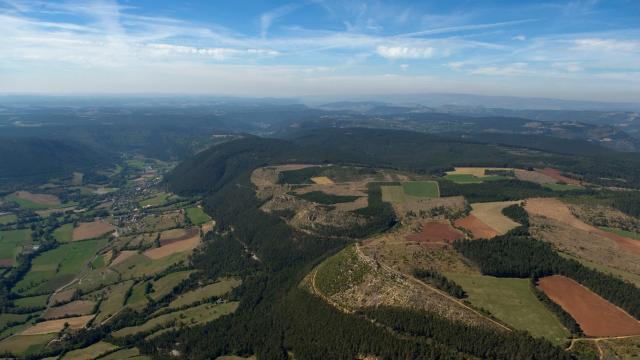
<box><xmin>526</xmin><ymin>198</ymin><xmax>640</xmax><ymax>256</ymax></box>
<box><xmin>406</xmin><ymin>221</ymin><xmax>465</xmax><ymax>245</ymax></box>
<box><xmin>454</xmin><ymin>214</ymin><xmax>499</xmax><ymax>239</ymax></box>
<box><xmin>13</xmin><ymin>191</ymin><xmax>61</xmax><ymax>205</ymax></box>
<box><xmin>21</xmin><ymin>315</ymin><xmax>94</xmax><ymax>335</ymax></box>
<box><xmin>514</xmin><ymin>169</ymin><xmax>557</xmax><ymax>184</ymax></box>
<box><xmin>470</xmin><ymin>201</ymin><xmax>521</xmax><ymax>235</ymax></box>
<box><xmin>43</xmin><ymin>300</ymin><xmax>95</xmax><ymax>320</ymax></box>
<box><xmin>143</xmin><ymin>235</ymin><xmax>201</xmax><ymax>259</ymax></box>
<box><xmin>538</xmin><ymin>275</ymin><xmax>640</xmax><ymax>337</ymax></box>
<box><xmin>159</xmin><ymin>227</ymin><xmax>199</xmax><ymax>245</ymax></box>
<box><xmin>72</xmin><ymin>221</ymin><xmax>116</xmax><ymax>241</ymax></box>
<box><xmin>536</xmin><ymin>168</ymin><xmax>582</xmax><ymax>186</ymax></box>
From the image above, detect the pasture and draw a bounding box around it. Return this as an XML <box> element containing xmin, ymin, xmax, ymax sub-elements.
<box><xmin>401</xmin><ymin>181</ymin><xmax>439</xmax><ymax>198</ymax></box>
<box><xmin>13</xmin><ymin>294</ymin><xmax>48</xmax><ymax>309</ymax></box>
<box><xmin>0</xmin><ymin>213</ymin><xmax>17</xmax><ymax>224</ymax></box>
<box><xmin>140</xmin><ymin>192</ymin><xmax>172</xmax><ymax>207</ymax></box>
<box><xmin>61</xmin><ymin>341</ymin><xmax>118</xmax><ymax>360</ymax></box>
<box><xmin>0</xmin><ymin>333</ymin><xmax>56</xmax><ymax>356</ymax></box>
<box><xmin>148</xmin><ymin>270</ymin><xmax>193</xmax><ymax>301</ymax></box>
<box><xmin>446</xmin><ymin>273</ymin><xmax>570</xmax><ymax>344</ymax></box>
<box><xmin>185</xmin><ymin>206</ymin><xmax>211</xmax><ymax>225</ymax></box>
<box><xmin>14</xmin><ymin>239</ymin><xmax>107</xmax><ymax>295</ymax></box>
<box><xmin>94</xmin><ymin>280</ymin><xmax>134</xmax><ymax>324</ymax></box>
<box><xmin>170</xmin><ymin>277</ymin><xmax>242</xmax><ymax>309</ymax></box>
<box><xmin>143</xmin><ymin>234</ymin><xmax>200</xmax><ymax>260</ymax></box>
<box><xmin>538</xmin><ymin>275</ymin><xmax>640</xmax><ymax>337</ymax></box>
<box><xmin>53</xmin><ymin>223</ymin><xmax>74</xmax><ymax>242</ymax></box>
<box><xmin>113</xmin><ymin>302</ymin><xmax>239</xmax><ymax>338</ymax></box>
<box><xmin>544</xmin><ymin>183</ymin><xmax>583</xmax><ymax>191</ymax></box>
<box><xmin>0</xmin><ymin>229</ymin><xmax>32</xmax><ymax>266</ymax></box>
<box><xmin>536</xmin><ymin>168</ymin><xmax>582</xmax><ymax>186</ymax></box>
<box><xmin>444</xmin><ymin>167</ymin><xmax>512</xmax><ymax>184</ymax></box>
<box><xmin>113</xmin><ymin>251</ymin><xmax>190</xmax><ymax>279</ymax></box>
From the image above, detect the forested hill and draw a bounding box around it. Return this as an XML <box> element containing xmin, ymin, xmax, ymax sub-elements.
<box><xmin>0</xmin><ymin>137</ymin><xmax>110</xmax><ymax>185</ymax></box>
<box><xmin>167</xmin><ymin>128</ymin><xmax>640</xmax><ymax>194</ymax></box>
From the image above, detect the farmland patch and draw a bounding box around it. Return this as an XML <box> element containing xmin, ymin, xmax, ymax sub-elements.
<box><xmin>405</xmin><ymin>221</ymin><xmax>465</xmax><ymax>246</ymax></box>
<box><xmin>21</xmin><ymin>315</ymin><xmax>94</xmax><ymax>335</ymax></box>
<box><xmin>454</xmin><ymin>214</ymin><xmax>499</xmax><ymax>239</ymax></box>
<box><xmin>72</xmin><ymin>221</ymin><xmax>115</xmax><ymax>241</ymax></box>
<box><xmin>538</xmin><ymin>275</ymin><xmax>640</xmax><ymax>337</ymax></box>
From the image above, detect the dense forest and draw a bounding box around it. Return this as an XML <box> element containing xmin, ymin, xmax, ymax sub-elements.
<box><xmin>146</xmin><ymin>129</ymin><xmax>612</xmax><ymax>359</ymax></box>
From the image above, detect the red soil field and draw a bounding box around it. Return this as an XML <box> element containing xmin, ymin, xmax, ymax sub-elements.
<box><xmin>406</xmin><ymin>221</ymin><xmax>465</xmax><ymax>245</ymax></box>
<box><xmin>538</xmin><ymin>275</ymin><xmax>640</xmax><ymax>337</ymax></box>
<box><xmin>536</xmin><ymin>168</ymin><xmax>582</xmax><ymax>186</ymax></box>
<box><xmin>454</xmin><ymin>214</ymin><xmax>499</xmax><ymax>239</ymax></box>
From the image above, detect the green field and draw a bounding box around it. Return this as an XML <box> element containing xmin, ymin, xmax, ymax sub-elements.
<box><xmin>381</xmin><ymin>182</ymin><xmax>440</xmax><ymax>203</ymax></box>
<box><xmin>53</xmin><ymin>223</ymin><xmax>74</xmax><ymax>243</ymax></box>
<box><xmin>140</xmin><ymin>193</ymin><xmax>171</xmax><ymax>207</ymax></box>
<box><xmin>544</xmin><ymin>183</ymin><xmax>583</xmax><ymax>191</ymax></box>
<box><xmin>0</xmin><ymin>229</ymin><xmax>32</xmax><ymax>266</ymax></box>
<box><xmin>61</xmin><ymin>341</ymin><xmax>118</xmax><ymax>360</ymax></box>
<box><xmin>185</xmin><ymin>207</ymin><xmax>211</xmax><ymax>226</ymax></box>
<box><xmin>600</xmin><ymin>227</ymin><xmax>640</xmax><ymax>240</ymax></box>
<box><xmin>4</xmin><ymin>194</ymin><xmax>75</xmax><ymax>210</ymax></box>
<box><xmin>113</xmin><ymin>252</ymin><xmax>190</xmax><ymax>279</ymax></box>
<box><xmin>0</xmin><ymin>333</ymin><xmax>56</xmax><ymax>357</ymax></box>
<box><xmin>445</xmin><ymin>273</ymin><xmax>569</xmax><ymax>344</ymax></box>
<box><xmin>443</xmin><ymin>174</ymin><xmax>509</xmax><ymax>184</ymax></box>
<box><xmin>149</xmin><ymin>271</ymin><xmax>193</xmax><ymax>301</ymax></box>
<box><xmin>401</xmin><ymin>181</ymin><xmax>440</xmax><ymax>197</ymax></box>
<box><xmin>100</xmin><ymin>347</ymin><xmax>149</xmax><ymax>360</ymax></box>
<box><xmin>126</xmin><ymin>281</ymin><xmax>150</xmax><ymax>310</ymax></box>
<box><xmin>95</xmin><ymin>280</ymin><xmax>135</xmax><ymax>324</ymax></box>
<box><xmin>0</xmin><ymin>213</ymin><xmax>17</xmax><ymax>225</ymax></box>
<box><xmin>13</xmin><ymin>294</ymin><xmax>49</xmax><ymax>309</ymax></box>
<box><xmin>114</xmin><ymin>302</ymin><xmax>238</xmax><ymax>337</ymax></box>
<box><xmin>0</xmin><ymin>313</ymin><xmax>30</xmax><ymax>330</ymax></box>
<box><xmin>170</xmin><ymin>277</ymin><xmax>242</xmax><ymax>309</ymax></box>
<box><xmin>14</xmin><ymin>239</ymin><xmax>107</xmax><ymax>295</ymax></box>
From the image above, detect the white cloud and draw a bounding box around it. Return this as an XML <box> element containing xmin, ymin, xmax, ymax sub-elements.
<box><xmin>400</xmin><ymin>63</ymin><xmax>409</xmax><ymax>71</ymax></box>
<box><xmin>573</xmin><ymin>38</ymin><xmax>640</xmax><ymax>53</ymax></box>
<box><xmin>552</xmin><ymin>62</ymin><xmax>583</xmax><ymax>72</ymax></box>
<box><xmin>470</xmin><ymin>63</ymin><xmax>529</xmax><ymax>76</ymax></box>
<box><xmin>377</xmin><ymin>45</ymin><xmax>434</xmax><ymax>59</ymax></box>
<box><xmin>513</xmin><ymin>35</ymin><xmax>526</xmax><ymax>41</ymax></box>
<box><xmin>260</xmin><ymin>3</ymin><xmax>299</xmax><ymax>38</ymax></box>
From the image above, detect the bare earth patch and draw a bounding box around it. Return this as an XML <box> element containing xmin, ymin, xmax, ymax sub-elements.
<box><xmin>13</xmin><ymin>191</ymin><xmax>61</xmax><ymax>205</ymax></box>
<box><xmin>526</xmin><ymin>198</ymin><xmax>640</xmax><ymax>256</ymax></box>
<box><xmin>310</xmin><ymin>176</ymin><xmax>334</xmax><ymax>185</ymax></box>
<box><xmin>144</xmin><ymin>235</ymin><xmax>201</xmax><ymax>259</ymax></box>
<box><xmin>405</xmin><ymin>221</ymin><xmax>465</xmax><ymax>246</ymax></box>
<box><xmin>72</xmin><ymin>221</ymin><xmax>115</xmax><ymax>241</ymax></box>
<box><xmin>454</xmin><ymin>214</ymin><xmax>499</xmax><ymax>239</ymax></box>
<box><xmin>514</xmin><ymin>169</ymin><xmax>557</xmax><ymax>184</ymax></box>
<box><xmin>21</xmin><ymin>315</ymin><xmax>94</xmax><ymax>335</ymax></box>
<box><xmin>538</xmin><ymin>275</ymin><xmax>640</xmax><ymax>337</ymax></box>
<box><xmin>446</xmin><ymin>167</ymin><xmax>512</xmax><ymax>177</ymax></box>
<box><xmin>470</xmin><ymin>201</ymin><xmax>521</xmax><ymax>235</ymax></box>
<box><xmin>535</xmin><ymin>168</ymin><xmax>583</xmax><ymax>186</ymax></box>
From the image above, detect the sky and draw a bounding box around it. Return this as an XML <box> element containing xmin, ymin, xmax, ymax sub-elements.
<box><xmin>0</xmin><ymin>0</ymin><xmax>639</xmax><ymax>102</ymax></box>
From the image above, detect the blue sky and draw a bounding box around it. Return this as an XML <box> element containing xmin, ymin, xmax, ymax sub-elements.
<box><xmin>0</xmin><ymin>0</ymin><xmax>639</xmax><ymax>101</ymax></box>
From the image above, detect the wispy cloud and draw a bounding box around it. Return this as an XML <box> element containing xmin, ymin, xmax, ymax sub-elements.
<box><xmin>260</xmin><ymin>3</ymin><xmax>299</xmax><ymax>38</ymax></box>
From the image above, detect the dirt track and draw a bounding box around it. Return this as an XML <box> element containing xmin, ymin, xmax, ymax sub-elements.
<box><xmin>539</xmin><ymin>275</ymin><xmax>640</xmax><ymax>337</ymax></box>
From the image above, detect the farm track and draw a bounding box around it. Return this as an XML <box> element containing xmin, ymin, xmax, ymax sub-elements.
<box><xmin>566</xmin><ymin>335</ymin><xmax>640</xmax><ymax>360</ymax></box>
<box><xmin>354</xmin><ymin>243</ymin><xmax>513</xmax><ymax>332</ymax></box>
